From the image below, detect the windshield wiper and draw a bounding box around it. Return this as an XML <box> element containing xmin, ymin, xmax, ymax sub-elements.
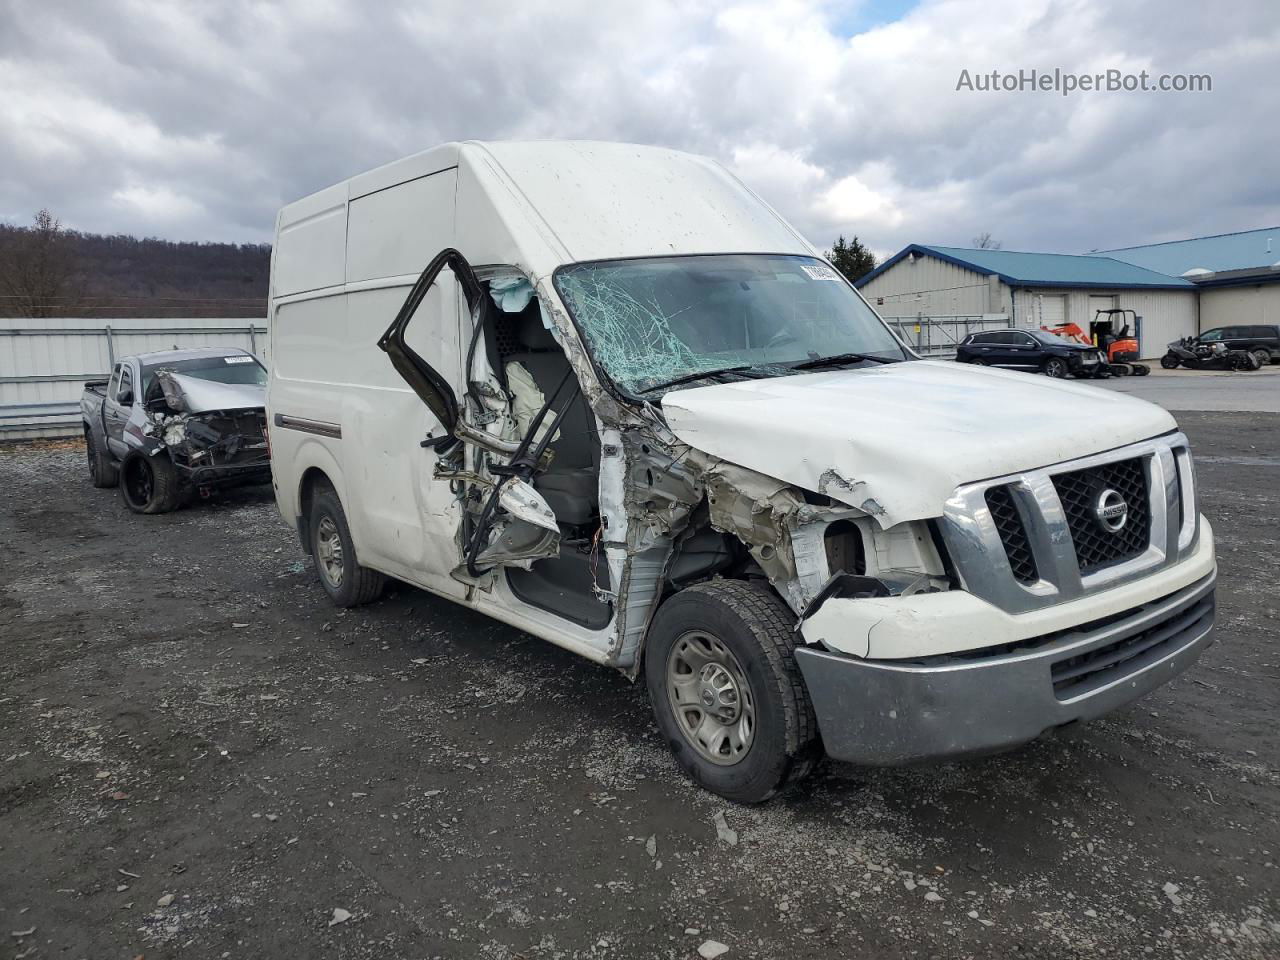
<box><xmin>789</xmin><ymin>351</ymin><xmax>898</xmax><ymax>371</ymax></box>
<box><xmin>640</xmin><ymin>365</ymin><xmax>757</xmax><ymax>395</ymax></box>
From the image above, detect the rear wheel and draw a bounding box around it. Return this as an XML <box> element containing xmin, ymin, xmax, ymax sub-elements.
<box><xmin>308</xmin><ymin>486</ymin><xmax>385</xmax><ymax>607</ymax></box>
<box><xmin>1250</xmin><ymin>348</ymin><xmax>1271</xmax><ymax>369</ymax></box>
<box><xmin>1160</xmin><ymin>353</ymin><xmax>1180</xmax><ymax>369</ymax></box>
<box><xmin>119</xmin><ymin>452</ymin><xmax>181</xmax><ymax>514</ymax></box>
<box><xmin>644</xmin><ymin>580</ymin><xmax>819</xmax><ymax>803</ymax></box>
<box><xmin>1043</xmin><ymin>357</ymin><xmax>1069</xmax><ymax>379</ymax></box>
<box><xmin>85</xmin><ymin>429</ymin><xmax>118</xmax><ymax>488</ymax></box>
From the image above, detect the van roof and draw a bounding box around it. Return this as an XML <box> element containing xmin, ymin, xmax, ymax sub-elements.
<box><xmin>278</xmin><ymin>140</ymin><xmax>815</xmax><ymax>278</ymax></box>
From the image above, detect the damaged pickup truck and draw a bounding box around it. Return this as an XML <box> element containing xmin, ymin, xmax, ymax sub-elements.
<box><xmin>82</xmin><ymin>347</ymin><xmax>271</xmax><ymax>513</ymax></box>
<box><xmin>268</xmin><ymin>141</ymin><xmax>1216</xmax><ymax>802</ymax></box>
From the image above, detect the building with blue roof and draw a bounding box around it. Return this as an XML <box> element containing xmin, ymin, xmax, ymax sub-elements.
<box><xmin>857</xmin><ymin>230</ymin><xmax>1280</xmax><ymax>359</ymax></box>
<box><xmin>1097</xmin><ymin>226</ymin><xmax>1280</xmax><ymax>276</ymax></box>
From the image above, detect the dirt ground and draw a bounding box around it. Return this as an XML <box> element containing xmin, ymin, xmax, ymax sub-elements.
<box><xmin>1</xmin><ymin>412</ymin><xmax>1277</xmax><ymax>960</ymax></box>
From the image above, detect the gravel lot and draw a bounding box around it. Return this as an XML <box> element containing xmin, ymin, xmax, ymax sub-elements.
<box><xmin>1</xmin><ymin>412</ymin><xmax>1277</xmax><ymax>960</ymax></box>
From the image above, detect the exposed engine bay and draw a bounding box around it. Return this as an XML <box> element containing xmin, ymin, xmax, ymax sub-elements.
<box><xmin>141</xmin><ymin>369</ymin><xmax>270</xmax><ymax>486</ymax></box>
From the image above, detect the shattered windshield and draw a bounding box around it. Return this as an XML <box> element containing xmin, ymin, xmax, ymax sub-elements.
<box><xmin>553</xmin><ymin>254</ymin><xmax>907</xmax><ymax>396</ymax></box>
<box><xmin>142</xmin><ymin>355</ymin><xmax>266</xmax><ymax>399</ymax></box>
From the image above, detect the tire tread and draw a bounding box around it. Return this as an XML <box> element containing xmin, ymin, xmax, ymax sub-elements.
<box><xmin>663</xmin><ymin>579</ymin><xmax>820</xmax><ymax>799</ymax></box>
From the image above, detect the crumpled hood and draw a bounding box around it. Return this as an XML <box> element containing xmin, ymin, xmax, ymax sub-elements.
<box><xmin>661</xmin><ymin>360</ymin><xmax>1177</xmax><ymax>527</ymax></box>
<box><xmin>157</xmin><ymin>371</ymin><xmax>266</xmax><ymax>414</ymax></box>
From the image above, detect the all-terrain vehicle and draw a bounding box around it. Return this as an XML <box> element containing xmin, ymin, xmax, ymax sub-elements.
<box><xmin>1160</xmin><ymin>337</ymin><xmax>1262</xmax><ymax>372</ymax></box>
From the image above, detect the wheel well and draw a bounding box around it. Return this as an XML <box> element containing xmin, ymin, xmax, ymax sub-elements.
<box><xmin>298</xmin><ymin>467</ymin><xmax>335</xmax><ymax>533</ymax></box>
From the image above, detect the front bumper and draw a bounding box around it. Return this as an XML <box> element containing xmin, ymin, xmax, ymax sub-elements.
<box><xmin>1068</xmin><ymin>351</ymin><xmax>1105</xmax><ymax>374</ymax></box>
<box><xmin>182</xmin><ymin>460</ymin><xmax>273</xmax><ymax>487</ymax></box>
<box><xmin>795</xmin><ymin>571</ymin><xmax>1215</xmax><ymax>765</ymax></box>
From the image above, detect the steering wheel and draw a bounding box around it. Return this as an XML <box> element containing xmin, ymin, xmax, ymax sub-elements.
<box><xmin>765</xmin><ymin>327</ymin><xmax>797</xmax><ymax>349</ymax></box>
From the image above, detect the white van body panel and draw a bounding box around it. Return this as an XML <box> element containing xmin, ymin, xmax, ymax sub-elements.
<box><xmin>269</xmin><ymin>140</ymin><xmax>826</xmax><ymax>658</ymax></box>
<box><xmin>268</xmin><ymin>140</ymin><xmax>1215</xmax><ymax>775</ymax></box>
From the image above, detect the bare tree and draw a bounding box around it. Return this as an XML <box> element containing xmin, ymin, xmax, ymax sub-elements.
<box><xmin>971</xmin><ymin>232</ymin><xmax>1002</xmax><ymax>250</ymax></box>
<box><xmin>0</xmin><ymin>209</ymin><xmax>82</xmax><ymax>317</ymax></box>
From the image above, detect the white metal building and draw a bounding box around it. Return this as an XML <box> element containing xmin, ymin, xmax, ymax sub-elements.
<box><xmin>856</xmin><ymin>245</ymin><xmax>1198</xmax><ymax>358</ymax></box>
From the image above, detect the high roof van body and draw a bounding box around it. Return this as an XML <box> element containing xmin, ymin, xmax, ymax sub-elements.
<box><xmin>269</xmin><ymin>141</ymin><xmax>1215</xmax><ymax>801</ymax></box>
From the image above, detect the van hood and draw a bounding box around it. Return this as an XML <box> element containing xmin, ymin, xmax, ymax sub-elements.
<box><xmin>660</xmin><ymin>360</ymin><xmax>1176</xmax><ymax>528</ymax></box>
<box><xmin>156</xmin><ymin>371</ymin><xmax>266</xmax><ymax>414</ymax></box>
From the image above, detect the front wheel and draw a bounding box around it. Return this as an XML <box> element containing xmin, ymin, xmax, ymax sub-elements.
<box><xmin>120</xmin><ymin>452</ymin><xmax>180</xmax><ymax>513</ymax></box>
<box><xmin>1043</xmin><ymin>357</ymin><xmax>1069</xmax><ymax>379</ymax></box>
<box><xmin>644</xmin><ymin>580</ymin><xmax>819</xmax><ymax>803</ymax></box>
<box><xmin>1160</xmin><ymin>353</ymin><xmax>1180</xmax><ymax>369</ymax></box>
<box><xmin>308</xmin><ymin>486</ymin><xmax>385</xmax><ymax>607</ymax></box>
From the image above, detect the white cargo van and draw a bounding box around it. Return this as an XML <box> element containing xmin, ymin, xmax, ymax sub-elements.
<box><xmin>268</xmin><ymin>141</ymin><xmax>1216</xmax><ymax>802</ymax></box>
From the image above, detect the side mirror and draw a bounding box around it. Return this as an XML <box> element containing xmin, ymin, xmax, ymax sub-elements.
<box><xmin>118</xmin><ymin>389</ymin><xmax>133</xmax><ymax>405</ymax></box>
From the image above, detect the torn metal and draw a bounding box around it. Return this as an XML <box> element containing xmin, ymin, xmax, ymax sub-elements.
<box><xmin>141</xmin><ymin>369</ymin><xmax>269</xmax><ymax>480</ymax></box>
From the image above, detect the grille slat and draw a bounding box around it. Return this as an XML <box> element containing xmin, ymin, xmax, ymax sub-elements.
<box><xmin>1052</xmin><ymin>457</ymin><xmax>1149</xmax><ymax>573</ymax></box>
<box><xmin>985</xmin><ymin>485</ymin><xmax>1038</xmax><ymax>583</ymax></box>
<box><xmin>1051</xmin><ymin>593</ymin><xmax>1214</xmax><ymax>699</ymax></box>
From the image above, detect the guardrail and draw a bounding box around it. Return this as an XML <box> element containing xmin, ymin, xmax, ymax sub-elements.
<box><xmin>0</xmin><ymin>319</ymin><xmax>267</xmax><ymax>439</ymax></box>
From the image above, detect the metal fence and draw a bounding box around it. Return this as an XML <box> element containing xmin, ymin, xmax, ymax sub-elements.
<box><xmin>0</xmin><ymin>318</ymin><xmax>268</xmax><ymax>439</ymax></box>
<box><xmin>882</xmin><ymin>314</ymin><xmax>1012</xmax><ymax>357</ymax></box>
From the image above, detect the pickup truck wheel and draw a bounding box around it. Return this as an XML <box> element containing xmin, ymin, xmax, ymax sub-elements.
<box><xmin>119</xmin><ymin>452</ymin><xmax>180</xmax><ymax>514</ymax></box>
<box><xmin>644</xmin><ymin>580</ymin><xmax>819</xmax><ymax>803</ymax></box>
<box><xmin>309</xmin><ymin>487</ymin><xmax>385</xmax><ymax>607</ymax></box>
<box><xmin>85</xmin><ymin>430</ymin><xmax>118</xmax><ymax>488</ymax></box>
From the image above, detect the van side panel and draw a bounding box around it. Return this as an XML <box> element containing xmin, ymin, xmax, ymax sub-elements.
<box><xmin>270</xmin><ymin>168</ymin><xmax>466</xmax><ymax>595</ymax></box>
<box><xmin>347</xmin><ymin>172</ymin><xmax>458</xmax><ymax>283</ymax></box>
<box><xmin>273</xmin><ymin>184</ymin><xmax>348</xmax><ymax>298</ymax></box>
<box><xmin>339</xmin><ymin>169</ymin><xmax>462</xmax><ymax>588</ymax></box>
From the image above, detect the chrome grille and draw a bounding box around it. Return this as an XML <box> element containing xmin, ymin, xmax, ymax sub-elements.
<box><xmin>1051</xmin><ymin>457</ymin><xmax>1149</xmax><ymax>573</ymax></box>
<box><xmin>940</xmin><ymin>434</ymin><xmax>1197</xmax><ymax>616</ymax></box>
<box><xmin>984</xmin><ymin>485</ymin><xmax>1038</xmax><ymax>583</ymax></box>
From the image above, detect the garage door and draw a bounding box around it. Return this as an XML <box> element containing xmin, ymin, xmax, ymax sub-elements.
<box><xmin>1037</xmin><ymin>294</ymin><xmax>1065</xmax><ymax>327</ymax></box>
<box><xmin>1088</xmin><ymin>295</ymin><xmax>1116</xmax><ymax>327</ymax></box>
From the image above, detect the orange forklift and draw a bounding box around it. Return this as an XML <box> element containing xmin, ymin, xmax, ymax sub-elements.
<box><xmin>1042</xmin><ymin>308</ymin><xmax>1150</xmax><ymax>376</ymax></box>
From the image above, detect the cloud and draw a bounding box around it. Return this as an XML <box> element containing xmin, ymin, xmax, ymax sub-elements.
<box><xmin>1</xmin><ymin>0</ymin><xmax>1277</xmax><ymax>257</ymax></box>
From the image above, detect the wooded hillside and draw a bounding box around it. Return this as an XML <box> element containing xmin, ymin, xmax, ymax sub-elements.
<box><xmin>0</xmin><ymin>214</ymin><xmax>270</xmax><ymax>318</ymax></box>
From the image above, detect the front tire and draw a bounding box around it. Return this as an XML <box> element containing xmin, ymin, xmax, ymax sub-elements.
<box><xmin>308</xmin><ymin>486</ymin><xmax>385</xmax><ymax>607</ymax></box>
<box><xmin>120</xmin><ymin>452</ymin><xmax>180</xmax><ymax>513</ymax></box>
<box><xmin>1043</xmin><ymin>357</ymin><xmax>1069</xmax><ymax>379</ymax></box>
<box><xmin>644</xmin><ymin>580</ymin><xmax>819</xmax><ymax>803</ymax></box>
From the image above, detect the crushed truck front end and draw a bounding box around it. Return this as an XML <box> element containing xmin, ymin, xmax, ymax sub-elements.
<box><xmin>791</xmin><ymin>432</ymin><xmax>1215</xmax><ymax>765</ymax></box>
<box><xmin>141</xmin><ymin>358</ymin><xmax>272</xmax><ymax>491</ymax></box>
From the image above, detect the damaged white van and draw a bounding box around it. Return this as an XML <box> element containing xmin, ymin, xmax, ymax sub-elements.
<box><xmin>268</xmin><ymin>141</ymin><xmax>1216</xmax><ymax>802</ymax></box>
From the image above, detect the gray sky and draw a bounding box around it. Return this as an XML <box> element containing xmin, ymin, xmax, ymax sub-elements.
<box><xmin>2</xmin><ymin>0</ymin><xmax>1276</xmax><ymax>259</ymax></box>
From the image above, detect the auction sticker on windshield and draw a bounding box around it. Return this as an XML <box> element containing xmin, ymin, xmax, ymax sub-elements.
<box><xmin>801</xmin><ymin>263</ymin><xmax>842</xmax><ymax>281</ymax></box>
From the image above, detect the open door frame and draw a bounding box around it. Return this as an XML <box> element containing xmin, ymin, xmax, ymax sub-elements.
<box><xmin>378</xmin><ymin>248</ymin><xmax>568</xmax><ymax>575</ymax></box>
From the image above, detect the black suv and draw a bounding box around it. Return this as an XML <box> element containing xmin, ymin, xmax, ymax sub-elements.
<box><xmin>956</xmin><ymin>329</ymin><xmax>1108</xmax><ymax>379</ymax></box>
<box><xmin>1196</xmin><ymin>325</ymin><xmax>1279</xmax><ymax>366</ymax></box>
